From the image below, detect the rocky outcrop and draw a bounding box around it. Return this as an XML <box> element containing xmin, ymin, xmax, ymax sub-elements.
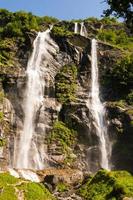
<box><xmin>0</xmin><ymin>19</ymin><xmax>132</xmax><ymax>176</ymax></box>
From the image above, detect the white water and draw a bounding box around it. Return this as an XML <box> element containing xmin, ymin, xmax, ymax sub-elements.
<box><xmin>15</xmin><ymin>29</ymin><xmax>58</xmax><ymax>170</ymax></box>
<box><xmin>90</xmin><ymin>39</ymin><xmax>109</xmax><ymax>169</ymax></box>
<box><xmin>80</xmin><ymin>22</ymin><xmax>86</xmax><ymax>37</ymax></box>
<box><xmin>74</xmin><ymin>22</ymin><xmax>78</xmax><ymax>34</ymax></box>
<box><xmin>74</xmin><ymin>22</ymin><xmax>87</xmax><ymax>37</ymax></box>
<box><xmin>9</xmin><ymin>168</ymin><xmax>40</xmax><ymax>182</ymax></box>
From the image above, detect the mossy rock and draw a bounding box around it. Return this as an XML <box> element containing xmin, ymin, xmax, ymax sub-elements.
<box><xmin>78</xmin><ymin>170</ymin><xmax>133</xmax><ymax>200</ymax></box>
<box><xmin>55</xmin><ymin>64</ymin><xmax>78</xmax><ymax>104</ymax></box>
<box><xmin>0</xmin><ymin>173</ymin><xmax>55</xmax><ymax>200</ymax></box>
<box><xmin>48</xmin><ymin>121</ymin><xmax>77</xmax><ymax>152</ymax></box>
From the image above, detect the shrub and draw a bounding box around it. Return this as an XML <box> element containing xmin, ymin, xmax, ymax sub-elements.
<box><xmin>56</xmin><ymin>182</ymin><xmax>69</xmax><ymax>192</ymax></box>
<box><xmin>78</xmin><ymin>170</ymin><xmax>133</xmax><ymax>200</ymax></box>
<box><xmin>55</xmin><ymin>65</ymin><xmax>77</xmax><ymax>104</ymax></box>
<box><xmin>49</xmin><ymin>121</ymin><xmax>76</xmax><ymax>148</ymax></box>
<box><xmin>126</xmin><ymin>91</ymin><xmax>133</xmax><ymax>105</ymax></box>
<box><xmin>98</xmin><ymin>29</ymin><xmax>129</xmax><ymax>46</ymax></box>
<box><xmin>103</xmin><ymin>54</ymin><xmax>133</xmax><ymax>98</ymax></box>
<box><xmin>52</xmin><ymin>26</ymin><xmax>73</xmax><ymax>37</ymax></box>
<box><xmin>38</xmin><ymin>16</ymin><xmax>59</xmax><ymax>25</ymax></box>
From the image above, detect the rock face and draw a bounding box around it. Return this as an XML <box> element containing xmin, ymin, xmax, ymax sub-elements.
<box><xmin>0</xmin><ymin>21</ymin><xmax>133</xmax><ymax>175</ymax></box>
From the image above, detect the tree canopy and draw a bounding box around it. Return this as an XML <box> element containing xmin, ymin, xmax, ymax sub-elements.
<box><xmin>104</xmin><ymin>0</ymin><xmax>133</xmax><ymax>31</ymax></box>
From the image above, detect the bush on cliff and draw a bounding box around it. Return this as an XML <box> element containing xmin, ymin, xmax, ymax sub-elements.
<box><xmin>103</xmin><ymin>54</ymin><xmax>133</xmax><ymax>100</ymax></box>
<box><xmin>55</xmin><ymin>65</ymin><xmax>78</xmax><ymax>104</ymax></box>
<box><xmin>48</xmin><ymin>121</ymin><xmax>77</xmax><ymax>151</ymax></box>
<box><xmin>78</xmin><ymin>169</ymin><xmax>133</xmax><ymax>200</ymax></box>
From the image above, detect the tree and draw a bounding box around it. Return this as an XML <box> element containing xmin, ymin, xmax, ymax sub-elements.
<box><xmin>104</xmin><ymin>0</ymin><xmax>133</xmax><ymax>31</ymax></box>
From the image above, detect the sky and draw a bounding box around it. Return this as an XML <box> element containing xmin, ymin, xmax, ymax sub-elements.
<box><xmin>0</xmin><ymin>0</ymin><xmax>108</xmax><ymax>20</ymax></box>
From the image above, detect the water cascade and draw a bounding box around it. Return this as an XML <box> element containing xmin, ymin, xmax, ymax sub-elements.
<box><xmin>74</xmin><ymin>22</ymin><xmax>87</xmax><ymax>37</ymax></box>
<box><xmin>13</xmin><ymin>28</ymin><xmax>58</xmax><ymax>170</ymax></box>
<box><xmin>89</xmin><ymin>39</ymin><xmax>109</xmax><ymax>170</ymax></box>
<box><xmin>80</xmin><ymin>22</ymin><xmax>87</xmax><ymax>37</ymax></box>
<box><xmin>74</xmin><ymin>22</ymin><xmax>78</xmax><ymax>34</ymax></box>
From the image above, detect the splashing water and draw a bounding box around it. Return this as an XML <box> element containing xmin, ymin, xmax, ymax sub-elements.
<box><xmin>14</xmin><ymin>29</ymin><xmax>58</xmax><ymax>170</ymax></box>
<box><xmin>89</xmin><ymin>39</ymin><xmax>109</xmax><ymax>169</ymax></box>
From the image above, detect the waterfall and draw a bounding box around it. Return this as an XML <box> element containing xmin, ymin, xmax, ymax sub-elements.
<box><xmin>14</xmin><ymin>29</ymin><xmax>58</xmax><ymax>170</ymax></box>
<box><xmin>74</xmin><ymin>22</ymin><xmax>78</xmax><ymax>34</ymax></box>
<box><xmin>80</xmin><ymin>22</ymin><xmax>87</xmax><ymax>37</ymax></box>
<box><xmin>74</xmin><ymin>22</ymin><xmax>87</xmax><ymax>37</ymax></box>
<box><xmin>89</xmin><ymin>39</ymin><xmax>109</xmax><ymax>170</ymax></box>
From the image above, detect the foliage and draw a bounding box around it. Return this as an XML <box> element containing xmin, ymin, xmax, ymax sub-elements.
<box><xmin>37</xmin><ymin>16</ymin><xmax>59</xmax><ymax>25</ymax></box>
<box><xmin>0</xmin><ymin>10</ymin><xmax>40</xmax><ymax>39</ymax></box>
<box><xmin>55</xmin><ymin>65</ymin><xmax>77</xmax><ymax>104</ymax></box>
<box><xmin>0</xmin><ymin>91</ymin><xmax>4</xmax><ymax>103</ymax></box>
<box><xmin>49</xmin><ymin>121</ymin><xmax>76</xmax><ymax>149</ymax></box>
<box><xmin>84</xmin><ymin>17</ymin><xmax>99</xmax><ymax>23</ymax></box>
<box><xmin>56</xmin><ymin>182</ymin><xmax>69</xmax><ymax>192</ymax></box>
<box><xmin>111</xmin><ymin>55</ymin><xmax>133</xmax><ymax>90</ymax></box>
<box><xmin>126</xmin><ymin>91</ymin><xmax>133</xmax><ymax>105</ymax></box>
<box><xmin>52</xmin><ymin>25</ymin><xmax>73</xmax><ymax>37</ymax></box>
<box><xmin>0</xmin><ymin>9</ymin><xmax>59</xmax><ymax>68</ymax></box>
<box><xmin>78</xmin><ymin>169</ymin><xmax>133</xmax><ymax>200</ymax></box>
<box><xmin>104</xmin><ymin>0</ymin><xmax>133</xmax><ymax>31</ymax></box>
<box><xmin>48</xmin><ymin>120</ymin><xmax>77</xmax><ymax>165</ymax></box>
<box><xmin>97</xmin><ymin>28</ymin><xmax>133</xmax><ymax>50</ymax></box>
<box><xmin>100</xmin><ymin>17</ymin><xmax>119</xmax><ymax>25</ymax></box>
<box><xmin>0</xmin><ymin>138</ymin><xmax>6</xmax><ymax>147</ymax></box>
<box><xmin>103</xmin><ymin>54</ymin><xmax>133</xmax><ymax>99</ymax></box>
<box><xmin>84</xmin><ymin>16</ymin><xmax>119</xmax><ymax>25</ymax></box>
<box><xmin>0</xmin><ymin>39</ymin><xmax>15</xmax><ymax>67</ymax></box>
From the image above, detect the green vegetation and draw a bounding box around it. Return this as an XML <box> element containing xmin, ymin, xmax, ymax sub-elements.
<box><xmin>55</xmin><ymin>65</ymin><xmax>78</xmax><ymax>104</ymax></box>
<box><xmin>0</xmin><ymin>112</ymin><xmax>4</xmax><ymax>122</ymax></box>
<box><xmin>100</xmin><ymin>17</ymin><xmax>120</xmax><ymax>25</ymax></box>
<box><xmin>48</xmin><ymin>121</ymin><xmax>77</xmax><ymax>152</ymax></box>
<box><xmin>110</xmin><ymin>55</ymin><xmax>133</xmax><ymax>91</ymax></box>
<box><xmin>0</xmin><ymin>39</ymin><xmax>15</xmax><ymax>67</ymax></box>
<box><xmin>97</xmin><ymin>28</ymin><xmax>133</xmax><ymax>51</ymax></box>
<box><xmin>0</xmin><ymin>9</ymin><xmax>39</xmax><ymax>39</ymax></box>
<box><xmin>126</xmin><ymin>91</ymin><xmax>133</xmax><ymax>105</ymax></box>
<box><xmin>0</xmin><ymin>9</ymin><xmax>59</xmax><ymax>68</ymax></box>
<box><xmin>0</xmin><ymin>173</ymin><xmax>18</xmax><ymax>200</ymax></box>
<box><xmin>48</xmin><ymin>120</ymin><xmax>77</xmax><ymax>165</ymax></box>
<box><xmin>56</xmin><ymin>182</ymin><xmax>69</xmax><ymax>192</ymax></box>
<box><xmin>104</xmin><ymin>0</ymin><xmax>133</xmax><ymax>31</ymax></box>
<box><xmin>0</xmin><ymin>91</ymin><xmax>4</xmax><ymax>103</ymax></box>
<box><xmin>78</xmin><ymin>169</ymin><xmax>133</xmax><ymax>200</ymax></box>
<box><xmin>0</xmin><ymin>173</ymin><xmax>55</xmax><ymax>200</ymax></box>
<box><xmin>83</xmin><ymin>16</ymin><xmax>133</xmax><ymax>52</ymax></box>
<box><xmin>84</xmin><ymin>16</ymin><xmax>119</xmax><ymax>25</ymax></box>
<box><xmin>18</xmin><ymin>182</ymin><xmax>55</xmax><ymax>200</ymax></box>
<box><xmin>37</xmin><ymin>15</ymin><xmax>58</xmax><ymax>25</ymax></box>
<box><xmin>0</xmin><ymin>137</ymin><xmax>6</xmax><ymax>147</ymax></box>
<box><xmin>52</xmin><ymin>25</ymin><xmax>73</xmax><ymax>37</ymax></box>
<box><xmin>103</xmin><ymin>54</ymin><xmax>133</xmax><ymax>101</ymax></box>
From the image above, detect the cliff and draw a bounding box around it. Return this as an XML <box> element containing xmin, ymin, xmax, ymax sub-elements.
<box><xmin>0</xmin><ymin>9</ymin><xmax>133</xmax><ymax>199</ymax></box>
